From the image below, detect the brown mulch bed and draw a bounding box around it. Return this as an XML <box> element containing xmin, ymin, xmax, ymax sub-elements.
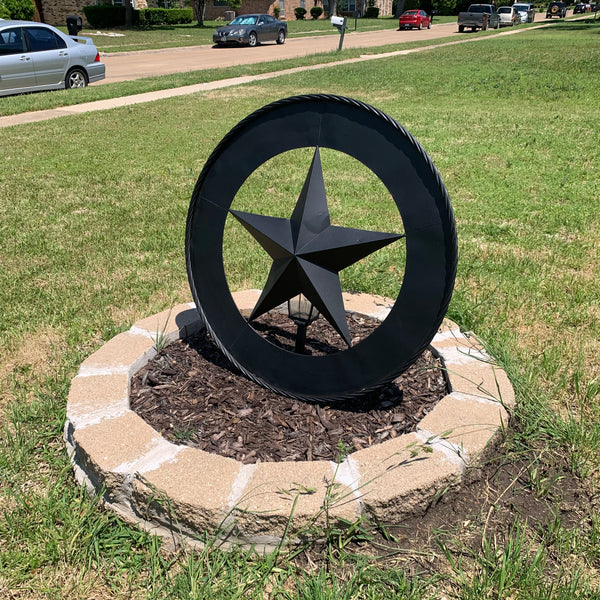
<box><xmin>130</xmin><ymin>312</ymin><xmax>448</xmax><ymax>464</ymax></box>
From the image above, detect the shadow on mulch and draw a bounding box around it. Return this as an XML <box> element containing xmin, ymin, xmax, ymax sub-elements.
<box><xmin>130</xmin><ymin>312</ymin><xmax>449</xmax><ymax>463</ymax></box>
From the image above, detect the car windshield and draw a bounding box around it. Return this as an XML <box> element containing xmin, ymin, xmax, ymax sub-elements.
<box><xmin>403</xmin><ymin>10</ymin><xmax>418</xmax><ymax>14</ymax></box>
<box><xmin>498</xmin><ymin>6</ymin><xmax>511</xmax><ymax>12</ymax></box>
<box><xmin>230</xmin><ymin>16</ymin><xmax>257</xmax><ymax>25</ymax></box>
<box><xmin>513</xmin><ymin>4</ymin><xmax>528</xmax><ymax>8</ymax></box>
<box><xmin>468</xmin><ymin>5</ymin><xmax>491</xmax><ymax>12</ymax></box>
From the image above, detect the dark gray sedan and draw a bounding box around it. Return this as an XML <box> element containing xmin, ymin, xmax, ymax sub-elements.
<box><xmin>0</xmin><ymin>20</ymin><xmax>105</xmax><ymax>97</ymax></box>
<box><xmin>213</xmin><ymin>14</ymin><xmax>287</xmax><ymax>47</ymax></box>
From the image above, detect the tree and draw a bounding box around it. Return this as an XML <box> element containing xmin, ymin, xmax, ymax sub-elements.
<box><xmin>125</xmin><ymin>0</ymin><xmax>133</xmax><ymax>26</ymax></box>
<box><xmin>4</xmin><ymin>0</ymin><xmax>34</xmax><ymax>20</ymax></box>
<box><xmin>189</xmin><ymin>0</ymin><xmax>207</xmax><ymax>25</ymax></box>
<box><xmin>228</xmin><ymin>0</ymin><xmax>242</xmax><ymax>14</ymax></box>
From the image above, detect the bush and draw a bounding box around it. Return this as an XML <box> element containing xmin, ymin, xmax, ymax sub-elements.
<box><xmin>310</xmin><ymin>5</ymin><xmax>323</xmax><ymax>18</ymax></box>
<box><xmin>83</xmin><ymin>4</ymin><xmax>126</xmax><ymax>28</ymax></box>
<box><xmin>138</xmin><ymin>7</ymin><xmax>193</xmax><ymax>26</ymax></box>
<box><xmin>4</xmin><ymin>0</ymin><xmax>34</xmax><ymax>20</ymax></box>
<box><xmin>273</xmin><ymin>5</ymin><xmax>281</xmax><ymax>18</ymax></box>
<box><xmin>434</xmin><ymin>0</ymin><xmax>457</xmax><ymax>14</ymax></box>
<box><xmin>365</xmin><ymin>6</ymin><xmax>379</xmax><ymax>16</ymax></box>
<box><xmin>294</xmin><ymin>6</ymin><xmax>307</xmax><ymax>18</ymax></box>
<box><xmin>0</xmin><ymin>1</ymin><xmax>11</xmax><ymax>18</ymax></box>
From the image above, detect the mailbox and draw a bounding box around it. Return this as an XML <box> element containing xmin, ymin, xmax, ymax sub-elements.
<box><xmin>331</xmin><ymin>15</ymin><xmax>345</xmax><ymax>27</ymax></box>
<box><xmin>66</xmin><ymin>15</ymin><xmax>83</xmax><ymax>36</ymax></box>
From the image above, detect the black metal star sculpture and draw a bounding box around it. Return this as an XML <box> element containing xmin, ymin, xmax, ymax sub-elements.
<box><xmin>230</xmin><ymin>147</ymin><xmax>404</xmax><ymax>347</ymax></box>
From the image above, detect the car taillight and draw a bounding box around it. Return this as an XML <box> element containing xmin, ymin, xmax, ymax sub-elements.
<box><xmin>94</xmin><ymin>52</ymin><xmax>100</xmax><ymax>62</ymax></box>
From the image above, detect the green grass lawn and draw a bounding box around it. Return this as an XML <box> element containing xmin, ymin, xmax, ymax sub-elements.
<box><xmin>0</xmin><ymin>35</ymin><xmax>456</xmax><ymax>118</ymax></box>
<box><xmin>0</xmin><ymin>18</ymin><xmax>518</xmax><ymax>118</ymax></box>
<box><xmin>0</xmin><ymin>20</ymin><xmax>599</xmax><ymax>599</ymax></box>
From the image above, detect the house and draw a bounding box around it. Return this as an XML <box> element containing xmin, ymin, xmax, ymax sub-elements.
<box><xmin>35</xmin><ymin>0</ymin><xmax>391</xmax><ymax>28</ymax></box>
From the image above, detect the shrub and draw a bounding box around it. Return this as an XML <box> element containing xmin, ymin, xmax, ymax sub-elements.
<box><xmin>273</xmin><ymin>5</ymin><xmax>281</xmax><ymax>18</ymax></box>
<box><xmin>4</xmin><ymin>0</ymin><xmax>34</xmax><ymax>20</ymax></box>
<box><xmin>83</xmin><ymin>4</ymin><xmax>126</xmax><ymax>28</ymax></box>
<box><xmin>138</xmin><ymin>7</ymin><xmax>193</xmax><ymax>26</ymax></box>
<box><xmin>0</xmin><ymin>1</ymin><xmax>11</xmax><ymax>18</ymax></box>
<box><xmin>365</xmin><ymin>6</ymin><xmax>379</xmax><ymax>16</ymax></box>
<box><xmin>310</xmin><ymin>5</ymin><xmax>323</xmax><ymax>18</ymax></box>
<box><xmin>294</xmin><ymin>6</ymin><xmax>307</xmax><ymax>18</ymax></box>
<box><xmin>434</xmin><ymin>0</ymin><xmax>457</xmax><ymax>14</ymax></box>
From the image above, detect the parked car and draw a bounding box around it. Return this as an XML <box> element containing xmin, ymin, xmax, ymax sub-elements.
<box><xmin>398</xmin><ymin>9</ymin><xmax>432</xmax><ymax>29</ymax></box>
<box><xmin>573</xmin><ymin>2</ymin><xmax>591</xmax><ymax>12</ymax></box>
<box><xmin>457</xmin><ymin>4</ymin><xmax>501</xmax><ymax>31</ymax></box>
<box><xmin>497</xmin><ymin>5</ymin><xmax>522</xmax><ymax>26</ymax></box>
<box><xmin>546</xmin><ymin>1</ymin><xmax>567</xmax><ymax>17</ymax></box>
<box><xmin>0</xmin><ymin>20</ymin><xmax>105</xmax><ymax>97</ymax></box>
<box><xmin>213</xmin><ymin>14</ymin><xmax>287</xmax><ymax>47</ymax></box>
<box><xmin>513</xmin><ymin>2</ymin><xmax>536</xmax><ymax>22</ymax></box>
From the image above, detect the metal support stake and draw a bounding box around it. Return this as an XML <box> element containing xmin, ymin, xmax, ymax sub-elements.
<box><xmin>338</xmin><ymin>17</ymin><xmax>347</xmax><ymax>51</ymax></box>
<box><xmin>294</xmin><ymin>323</ymin><xmax>308</xmax><ymax>353</ymax></box>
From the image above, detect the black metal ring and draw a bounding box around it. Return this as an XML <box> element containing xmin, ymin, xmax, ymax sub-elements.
<box><xmin>186</xmin><ymin>94</ymin><xmax>457</xmax><ymax>401</ymax></box>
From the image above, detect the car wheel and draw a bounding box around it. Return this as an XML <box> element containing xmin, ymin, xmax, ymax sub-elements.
<box><xmin>276</xmin><ymin>29</ymin><xmax>285</xmax><ymax>44</ymax></box>
<box><xmin>418</xmin><ymin>22</ymin><xmax>423</xmax><ymax>29</ymax></box>
<box><xmin>459</xmin><ymin>24</ymin><xmax>465</xmax><ymax>32</ymax></box>
<box><xmin>248</xmin><ymin>31</ymin><xmax>258</xmax><ymax>47</ymax></box>
<box><xmin>65</xmin><ymin>67</ymin><xmax>88</xmax><ymax>89</ymax></box>
<box><xmin>428</xmin><ymin>20</ymin><xmax>431</xmax><ymax>28</ymax></box>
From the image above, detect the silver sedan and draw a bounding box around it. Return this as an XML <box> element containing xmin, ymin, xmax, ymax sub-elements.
<box><xmin>213</xmin><ymin>14</ymin><xmax>287</xmax><ymax>48</ymax></box>
<box><xmin>0</xmin><ymin>20</ymin><xmax>105</xmax><ymax>97</ymax></box>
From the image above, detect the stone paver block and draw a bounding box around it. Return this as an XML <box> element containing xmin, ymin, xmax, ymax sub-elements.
<box><xmin>351</xmin><ymin>433</ymin><xmax>462</xmax><ymax>521</ymax></box>
<box><xmin>418</xmin><ymin>393</ymin><xmax>509</xmax><ymax>460</ymax></box>
<box><xmin>435</xmin><ymin>318</ymin><xmax>462</xmax><ymax>337</ymax></box>
<box><xmin>341</xmin><ymin>292</ymin><xmax>393</xmax><ymax>320</ymax></box>
<box><xmin>79</xmin><ymin>331</ymin><xmax>156</xmax><ymax>375</ymax></box>
<box><xmin>132</xmin><ymin>303</ymin><xmax>202</xmax><ymax>343</ymax></box>
<box><xmin>233</xmin><ymin>461</ymin><xmax>360</xmax><ymax>537</ymax></box>
<box><xmin>73</xmin><ymin>411</ymin><xmax>161</xmax><ymax>501</ymax></box>
<box><xmin>68</xmin><ymin>373</ymin><xmax>129</xmax><ymax>413</ymax></box>
<box><xmin>231</xmin><ymin>289</ymin><xmax>261</xmax><ymax>311</ymax></box>
<box><xmin>446</xmin><ymin>361</ymin><xmax>515</xmax><ymax>407</ymax></box>
<box><xmin>131</xmin><ymin>447</ymin><xmax>242</xmax><ymax>534</ymax></box>
<box><xmin>66</xmin><ymin>373</ymin><xmax>129</xmax><ymax>428</ymax></box>
<box><xmin>432</xmin><ymin>331</ymin><xmax>484</xmax><ymax>353</ymax></box>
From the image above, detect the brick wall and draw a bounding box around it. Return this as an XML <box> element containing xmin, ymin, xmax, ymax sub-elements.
<box><xmin>39</xmin><ymin>0</ymin><xmax>89</xmax><ymax>26</ymax></box>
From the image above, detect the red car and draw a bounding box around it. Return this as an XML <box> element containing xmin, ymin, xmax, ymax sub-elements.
<box><xmin>399</xmin><ymin>9</ymin><xmax>432</xmax><ymax>29</ymax></box>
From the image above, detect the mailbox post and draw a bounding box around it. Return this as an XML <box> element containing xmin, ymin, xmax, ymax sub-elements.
<box><xmin>331</xmin><ymin>15</ymin><xmax>348</xmax><ymax>51</ymax></box>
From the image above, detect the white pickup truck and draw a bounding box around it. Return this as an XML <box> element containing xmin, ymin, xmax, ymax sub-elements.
<box><xmin>457</xmin><ymin>4</ymin><xmax>501</xmax><ymax>31</ymax></box>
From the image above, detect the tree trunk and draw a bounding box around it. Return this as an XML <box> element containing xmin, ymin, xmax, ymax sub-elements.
<box><xmin>33</xmin><ymin>0</ymin><xmax>45</xmax><ymax>22</ymax></box>
<box><xmin>125</xmin><ymin>0</ymin><xmax>133</xmax><ymax>27</ymax></box>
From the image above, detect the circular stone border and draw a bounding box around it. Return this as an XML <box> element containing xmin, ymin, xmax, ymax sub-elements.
<box><xmin>64</xmin><ymin>291</ymin><xmax>514</xmax><ymax>551</ymax></box>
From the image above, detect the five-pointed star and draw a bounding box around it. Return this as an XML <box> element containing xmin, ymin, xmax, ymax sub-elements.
<box><xmin>230</xmin><ymin>147</ymin><xmax>404</xmax><ymax>347</ymax></box>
